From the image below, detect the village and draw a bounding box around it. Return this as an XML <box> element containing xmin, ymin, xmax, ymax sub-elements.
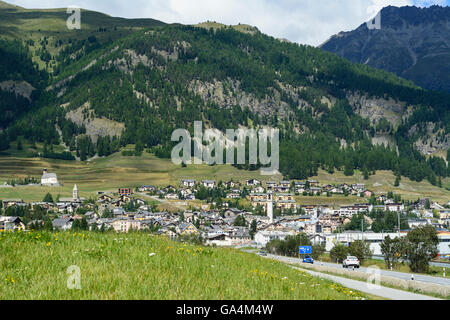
<box><xmin>1</xmin><ymin>169</ymin><xmax>450</xmax><ymax>256</ymax></box>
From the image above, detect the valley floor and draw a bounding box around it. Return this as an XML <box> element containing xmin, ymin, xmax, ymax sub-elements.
<box><xmin>0</xmin><ymin>152</ymin><xmax>448</xmax><ymax>204</ymax></box>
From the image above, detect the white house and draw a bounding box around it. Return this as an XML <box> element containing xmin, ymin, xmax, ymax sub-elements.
<box><xmin>0</xmin><ymin>216</ymin><xmax>25</xmax><ymax>231</ymax></box>
<box><xmin>52</xmin><ymin>217</ymin><xmax>73</xmax><ymax>230</ymax></box>
<box><xmin>41</xmin><ymin>168</ymin><xmax>59</xmax><ymax>186</ymax></box>
<box><xmin>325</xmin><ymin>231</ymin><xmax>407</xmax><ymax>256</ymax></box>
<box><xmin>251</xmin><ymin>186</ymin><xmax>265</xmax><ymax>194</ymax></box>
<box><xmin>165</xmin><ymin>193</ymin><xmax>179</xmax><ymax>200</ymax></box>
<box><xmin>247</xmin><ymin>179</ymin><xmax>261</xmax><ymax>186</ymax></box>
<box><xmin>254</xmin><ymin>230</ymin><xmax>297</xmax><ymax>248</ymax></box>
<box><xmin>202</xmin><ymin>180</ymin><xmax>216</xmax><ymax>189</ymax></box>
<box><xmin>408</xmin><ymin>219</ymin><xmax>430</xmax><ymax>228</ymax></box>
<box><xmin>181</xmin><ymin>179</ymin><xmax>196</xmax><ymax>188</ymax></box>
<box><xmin>386</xmin><ymin>203</ymin><xmax>405</xmax><ymax>212</ymax></box>
<box><xmin>437</xmin><ymin>232</ymin><xmax>450</xmax><ymax>255</ymax></box>
<box><xmin>112</xmin><ymin>219</ymin><xmax>142</xmax><ymax>233</ymax></box>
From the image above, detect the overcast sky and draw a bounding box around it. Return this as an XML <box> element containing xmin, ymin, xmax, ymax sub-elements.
<box><xmin>7</xmin><ymin>0</ymin><xmax>450</xmax><ymax>46</ymax></box>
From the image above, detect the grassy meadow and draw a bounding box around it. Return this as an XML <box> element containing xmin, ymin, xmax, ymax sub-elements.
<box><xmin>308</xmin><ymin>169</ymin><xmax>450</xmax><ymax>204</ymax></box>
<box><xmin>0</xmin><ymin>230</ymin><xmax>370</xmax><ymax>300</ymax></box>
<box><xmin>0</xmin><ymin>1</ymin><xmax>166</xmax><ymax>71</ymax></box>
<box><xmin>0</xmin><ymin>150</ymin><xmax>282</xmax><ymax>202</ymax></box>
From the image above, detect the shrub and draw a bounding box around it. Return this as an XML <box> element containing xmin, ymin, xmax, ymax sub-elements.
<box><xmin>330</xmin><ymin>244</ymin><xmax>348</xmax><ymax>263</ymax></box>
<box><xmin>311</xmin><ymin>243</ymin><xmax>326</xmax><ymax>260</ymax></box>
<box><xmin>348</xmin><ymin>240</ymin><xmax>373</xmax><ymax>264</ymax></box>
<box><xmin>406</xmin><ymin>225</ymin><xmax>439</xmax><ymax>273</ymax></box>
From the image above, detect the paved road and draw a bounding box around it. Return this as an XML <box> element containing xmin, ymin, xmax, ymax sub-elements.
<box><xmin>318</xmin><ymin>260</ymin><xmax>450</xmax><ymax>286</ymax></box>
<box><xmin>264</xmin><ymin>254</ymin><xmax>450</xmax><ymax>287</ymax></box>
<box><xmin>371</xmin><ymin>255</ymin><xmax>450</xmax><ymax>268</ymax></box>
<box><xmin>295</xmin><ymin>267</ymin><xmax>440</xmax><ymax>300</ymax></box>
<box><xmin>263</xmin><ymin>254</ymin><xmax>442</xmax><ymax>300</ymax></box>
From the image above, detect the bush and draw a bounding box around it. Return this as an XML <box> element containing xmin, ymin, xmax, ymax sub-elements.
<box><xmin>380</xmin><ymin>236</ymin><xmax>408</xmax><ymax>269</ymax></box>
<box><xmin>121</xmin><ymin>150</ymin><xmax>135</xmax><ymax>157</ymax></box>
<box><xmin>266</xmin><ymin>233</ymin><xmax>311</xmax><ymax>257</ymax></box>
<box><xmin>330</xmin><ymin>244</ymin><xmax>348</xmax><ymax>263</ymax></box>
<box><xmin>311</xmin><ymin>243</ymin><xmax>326</xmax><ymax>260</ymax></box>
<box><xmin>406</xmin><ymin>225</ymin><xmax>439</xmax><ymax>273</ymax></box>
<box><xmin>348</xmin><ymin>240</ymin><xmax>373</xmax><ymax>264</ymax></box>
<box><xmin>42</xmin><ymin>193</ymin><xmax>54</xmax><ymax>203</ymax></box>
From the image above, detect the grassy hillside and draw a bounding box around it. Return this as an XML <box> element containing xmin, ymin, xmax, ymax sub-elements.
<box><xmin>308</xmin><ymin>170</ymin><xmax>450</xmax><ymax>204</ymax></box>
<box><xmin>0</xmin><ymin>150</ymin><xmax>281</xmax><ymax>202</ymax></box>
<box><xmin>0</xmin><ymin>230</ymin><xmax>370</xmax><ymax>300</ymax></box>
<box><xmin>0</xmin><ymin>148</ymin><xmax>448</xmax><ymax>204</ymax></box>
<box><xmin>0</xmin><ymin>0</ymin><xmax>166</xmax><ymax>70</ymax></box>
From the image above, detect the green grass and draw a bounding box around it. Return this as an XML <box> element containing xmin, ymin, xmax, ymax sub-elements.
<box><xmin>0</xmin><ymin>1</ymin><xmax>166</xmax><ymax>71</ymax></box>
<box><xmin>0</xmin><ymin>230</ymin><xmax>369</xmax><ymax>300</ymax></box>
<box><xmin>295</xmin><ymin>195</ymin><xmax>368</xmax><ymax>207</ymax></box>
<box><xmin>0</xmin><ymin>151</ymin><xmax>282</xmax><ymax>202</ymax></box>
<box><xmin>309</xmin><ymin>169</ymin><xmax>450</xmax><ymax>204</ymax></box>
<box><xmin>0</xmin><ymin>149</ymin><xmax>448</xmax><ymax>204</ymax></box>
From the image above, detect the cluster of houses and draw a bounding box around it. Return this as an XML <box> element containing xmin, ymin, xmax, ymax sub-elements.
<box><xmin>245</xmin><ymin>180</ymin><xmax>372</xmax><ymax>214</ymax></box>
<box><xmin>2</xmin><ymin>176</ymin><xmax>450</xmax><ymax>255</ymax></box>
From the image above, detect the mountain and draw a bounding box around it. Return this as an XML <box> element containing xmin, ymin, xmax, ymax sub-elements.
<box><xmin>0</xmin><ymin>0</ymin><xmax>19</xmax><ymax>8</ymax></box>
<box><xmin>321</xmin><ymin>5</ymin><xmax>450</xmax><ymax>93</ymax></box>
<box><xmin>0</xmin><ymin>1</ymin><xmax>448</xmax><ymax>186</ymax></box>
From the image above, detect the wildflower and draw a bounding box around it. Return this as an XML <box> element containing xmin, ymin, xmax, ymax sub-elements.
<box><xmin>149</xmin><ymin>253</ymin><xmax>156</xmax><ymax>257</ymax></box>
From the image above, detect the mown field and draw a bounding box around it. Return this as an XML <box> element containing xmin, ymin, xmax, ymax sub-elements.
<box><xmin>0</xmin><ymin>231</ymin><xmax>370</xmax><ymax>300</ymax></box>
<box><xmin>0</xmin><ymin>148</ymin><xmax>449</xmax><ymax>204</ymax></box>
<box><xmin>308</xmin><ymin>169</ymin><xmax>450</xmax><ymax>204</ymax></box>
<box><xmin>0</xmin><ymin>150</ymin><xmax>282</xmax><ymax>202</ymax></box>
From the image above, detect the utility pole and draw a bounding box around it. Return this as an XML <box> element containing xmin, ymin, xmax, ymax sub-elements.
<box><xmin>361</xmin><ymin>217</ymin><xmax>364</xmax><ymax>241</ymax></box>
<box><xmin>398</xmin><ymin>211</ymin><xmax>401</xmax><ymax>238</ymax></box>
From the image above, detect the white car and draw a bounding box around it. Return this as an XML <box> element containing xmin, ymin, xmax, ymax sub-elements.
<box><xmin>343</xmin><ymin>256</ymin><xmax>360</xmax><ymax>268</ymax></box>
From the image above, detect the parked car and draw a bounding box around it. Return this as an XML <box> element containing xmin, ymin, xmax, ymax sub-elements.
<box><xmin>259</xmin><ymin>251</ymin><xmax>267</xmax><ymax>256</ymax></box>
<box><xmin>343</xmin><ymin>256</ymin><xmax>360</xmax><ymax>268</ymax></box>
<box><xmin>302</xmin><ymin>255</ymin><xmax>314</xmax><ymax>264</ymax></box>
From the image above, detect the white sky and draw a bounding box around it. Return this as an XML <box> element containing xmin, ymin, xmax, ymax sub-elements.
<box><xmin>6</xmin><ymin>0</ymin><xmax>449</xmax><ymax>46</ymax></box>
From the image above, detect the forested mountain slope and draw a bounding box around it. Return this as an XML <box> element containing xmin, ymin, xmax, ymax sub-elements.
<box><xmin>321</xmin><ymin>5</ymin><xmax>450</xmax><ymax>93</ymax></box>
<box><xmin>0</xmin><ymin>1</ymin><xmax>448</xmax><ymax>186</ymax></box>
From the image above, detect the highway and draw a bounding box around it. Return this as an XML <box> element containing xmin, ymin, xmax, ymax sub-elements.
<box><xmin>259</xmin><ymin>253</ymin><xmax>446</xmax><ymax>300</ymax></box>
<box><xmin>371</xmin><ymin>255</ymin><xmax>450</xmax><ymax>269</ymax></box>
<box><xmin>265</xmin><ymin>253</ymin><xmax>450</xmax><ymax>287</ymax></box>
<box><xmin>294</xmin><ymin>267</ymin><xmax>440</xmax><ymax>300</ymax></box>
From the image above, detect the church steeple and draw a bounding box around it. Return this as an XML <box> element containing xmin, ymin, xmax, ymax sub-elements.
<box><xmin>73</xmin><ymin>184</ymin><xmax>79</xmax><ymax>200</ymax></box>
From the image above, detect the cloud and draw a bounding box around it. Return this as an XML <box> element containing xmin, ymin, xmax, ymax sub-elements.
<box><xmin>6</xmin><ymin>0</ymin><xmax>449</xmax><ymax>46</ymax></box>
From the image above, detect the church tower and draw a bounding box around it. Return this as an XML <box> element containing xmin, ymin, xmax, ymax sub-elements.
<box><xmin>73</xmin><ymin>184</ymin><xmax>79</xmax><ymax>201</ymax></box>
